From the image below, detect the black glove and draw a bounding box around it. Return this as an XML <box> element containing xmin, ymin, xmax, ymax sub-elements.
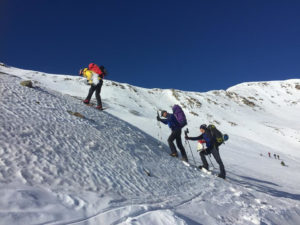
<box><xmin>156</xmin><ymin>115</ymin><xmax>160</xmax><ymax>121</ymax></box>
<box><xmin>185</xmin><ymin>135</ymin><xmax>189</xmax><ymax>140</ymax></box>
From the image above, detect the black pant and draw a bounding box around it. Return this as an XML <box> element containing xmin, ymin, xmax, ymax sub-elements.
<box><xmin>200</xmin><ymin>146</ymin><xmax>226</xmax><ymax>177</ymax></box>
<box><xmin>85</xmin><ymin>80</ymin><xmax>103</xmax><ymax>107</ymax></box>
<box><xmin>168</xmin><ymin>129</ymin><xmax>187</xmax><ymax>158</ymax></box>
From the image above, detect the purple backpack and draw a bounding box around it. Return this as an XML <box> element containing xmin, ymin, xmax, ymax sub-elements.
<box><xmin>172</xmin><ymin>104</ymin><xmax>187</xmax><ymax>128</ymax></box>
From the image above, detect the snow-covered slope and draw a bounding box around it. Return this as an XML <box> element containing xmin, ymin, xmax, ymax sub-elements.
<box><xmin>1</xmin><ymin>64</ymin><xmax>300</xmax><ymax>224</ymax></box>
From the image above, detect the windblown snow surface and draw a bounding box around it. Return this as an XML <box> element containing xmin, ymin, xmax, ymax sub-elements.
<box><xmin>0</xmin><ymin>64</ymin><xmax>300</xmax><ymax>225</ymax></box>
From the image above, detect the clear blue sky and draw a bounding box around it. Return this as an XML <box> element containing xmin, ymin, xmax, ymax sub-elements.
<box><xmin>1</xmin><ymin>0</ymin><xmax>300</xmax><ymax>91</ymax></box>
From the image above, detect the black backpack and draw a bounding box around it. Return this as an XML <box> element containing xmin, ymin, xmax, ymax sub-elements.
<box><xmin>207</xmin><ymin>124</ymin><xmax>224</xmax><ymax>147</ymax></box>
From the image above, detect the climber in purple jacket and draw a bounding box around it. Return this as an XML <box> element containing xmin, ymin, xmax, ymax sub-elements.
<box><xmin>157</xmin><ymin>110</ymin><xmax>188</xmax><ymax>162</ymax></box>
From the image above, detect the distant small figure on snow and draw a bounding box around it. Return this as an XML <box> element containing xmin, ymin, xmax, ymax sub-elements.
<box><xmin>274</xmin><ymin>153</ymin><xmax>277</xmax><ymax>159</ymax></box>
<box><xmin>281</xmin><ymin>161</ymin><xmax>286</xmax><ymax>166</ymax></box>
<box><xmin>277</xmin><ymin>155</ymin><xmax>280</xmax><ymax>160</ymax></box>
<box><xmin>268</xmin><ymin>152</ymin><xmax>271</xmax><ymax>157</ymax></box>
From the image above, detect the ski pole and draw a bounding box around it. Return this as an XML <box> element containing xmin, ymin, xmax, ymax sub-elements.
<box><xmin>156</xmin><ymin>111</ymin><xmax>160</xmax><ymax>139</ymax></box>
<box><xmin>184</xmin><ymin>128</ymin><xmax>196</xmax><ymax>165</ymax></box>
<box><xmin>205</xmin><ymin>149</ymin><xmax>215</xmax><ymax>168</ymax></box>
<box><xmin>156</xmin><ymin>110</ymin><xmax>165</xmax><ymax>150</ymax></box>
<box><xmin>157</xmin><ymin>111</ymin><xmax>162</xmax><ymax>140</ymax></box>
<box><xmin>186</xmin><ymin>139</ymin><xmax>196</xmax><ymax>165</ymax></box>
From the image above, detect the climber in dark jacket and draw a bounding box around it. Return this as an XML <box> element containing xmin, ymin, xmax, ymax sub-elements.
<box><xmin>157</xmin><ymin>110</ymin><xmax>188</xmax><ymax>162</ymax></box>
<box><xmin>185</xmin><ymin>124</ymin><xmax>226</xmax><ymax>179</ymax></box>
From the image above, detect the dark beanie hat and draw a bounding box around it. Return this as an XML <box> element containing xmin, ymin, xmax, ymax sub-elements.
<box><xmin>200</xmin><ymin>124</ymin><xmax>207</xmax><ymax>130</ymax></box>
<box><xmin>161</xmin><ymin>110</ymin><xmax>167</xmax><ymax>117</ymax></box>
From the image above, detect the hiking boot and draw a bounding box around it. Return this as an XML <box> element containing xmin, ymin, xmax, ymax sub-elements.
<box><xmin>83</xmin><ymin>99</ymin><xmax>89</xmax><ymax>104</ymax></box>
<box><xmin>181</xmin><ymin>157</ymin><xmax>188</xmax><ymax>162</ymax></box>
<box><xmin>198</xmin><ymin>165</ymin><xmax>209</xmax><ymax>170</ymax></box>
<box><xmin>217</xmin><ymin>174</ymin><xmax>226</xmax><ymax>179</ymax></box>
<box><xmin>96</xmin><ymin>105</ymin><xmax>103</xmax><ymax>110</ymax></box>
<box><xmin>170</xmin><ymin>153</ymin><xmax>178</xmax><ymax>157</ymax></box>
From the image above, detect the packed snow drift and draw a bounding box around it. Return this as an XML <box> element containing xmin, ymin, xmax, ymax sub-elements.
<box><xmin>0</xmin><ymin>64</ymin><xmax>300</xmax><ymax>225</ymax></box>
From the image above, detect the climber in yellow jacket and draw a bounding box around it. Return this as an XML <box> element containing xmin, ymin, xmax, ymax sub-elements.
<box><xmin>79</xmin><ymin>68</ymin><xmax>101</xmax><ymax>85</ymax></box>
<box><xmin>79</xmin><ymin>63</ymin><xmax>107</xmax><ymax>110</ymax></box>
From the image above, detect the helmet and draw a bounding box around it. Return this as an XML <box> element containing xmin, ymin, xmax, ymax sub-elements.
<box><xmin>197</xmin><ymin>140</ymin><xmax>206</xmax><ymax>151</ymax></box>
